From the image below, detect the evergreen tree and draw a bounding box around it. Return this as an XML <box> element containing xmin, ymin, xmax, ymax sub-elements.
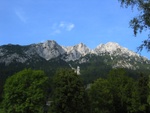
<box><xmin>51</xmin><ymin>68</ymin><xmax>89</xmax><ymax>113</ymax></box>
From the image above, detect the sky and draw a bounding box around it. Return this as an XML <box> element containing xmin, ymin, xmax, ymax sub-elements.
<box><xmin>0</xmin><ymin>0</ymin><xmax>150</xmax><ymax>59</ymax></box>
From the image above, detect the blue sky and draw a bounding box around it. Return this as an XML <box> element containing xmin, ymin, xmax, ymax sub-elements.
<box><xmin>0</xmin><ymin>0</ymin><xmax>150</xmax><ymax>59</ymax></box>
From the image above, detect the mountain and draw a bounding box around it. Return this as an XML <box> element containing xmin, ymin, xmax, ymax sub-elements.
<box><xmin>0</xmin><ymin>40</ymin><xmax>149</xmax><ymax>64</ymax></box>
<box><xmin>0</xmin><ymin>40</ymin><xmax>150</xmax><ymax>79</ymax></box>
<box><xmin>0</xmin><ymin>40</ymin><xmax>149</xmax><ymax>73</ymax></box>
<box><xmin>0</xmin><ymin>40</ymin><xmax>150</xmax><ymax>78</ymax></box>
<box><xmin>0</xmin><ymin>40</ymin><xmax>150</xmax><ymax>100</ymax></box>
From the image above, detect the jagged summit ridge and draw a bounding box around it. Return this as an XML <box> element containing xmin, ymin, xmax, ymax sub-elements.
<box><xmin>63</xmin><ymin>43</ymin><xmax>90</xmax><ymax>55</ymax></box>
<box><xmin>94</xmin><ymin>42</ymin><xmax>121</xmax><ymax>54</ymax></box>
<box><xmin>32</xmin><ymin>41</ymin><xmax>91</xmax><ymax>61</ymax></box>
<box><xmin>62</xmin><ymin>43</ymin><xmax>91</xmax><ymax>61</ymax></box>
<box><xmin>93</xmin><ymin>42</ymin><xmax>139</xmax><ymax>57</ymax></box>
<box><xmin>0</xmin><ymin>40</ymin><xmax>148</xmax><ymax>65</ymax></box>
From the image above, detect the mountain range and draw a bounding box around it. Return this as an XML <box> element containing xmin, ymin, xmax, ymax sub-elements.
<box><xmin>0</xmin><ymin>40</ymin><xmax>150</xmax><ymax>99</ymax></box>
<box><xmin>0</xmin><ymin>40</ymin><xmax>149</xmax><ymax>67</ymax></box>
<box><xmin>0</xmin><ymin>40</ymin><xmax>150</xmax><ymax>77</ymax></box>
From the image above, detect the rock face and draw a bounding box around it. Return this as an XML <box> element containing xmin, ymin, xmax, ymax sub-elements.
<box><xmin>62</xmin><ymin>43</ymin><xmax>91</xmax><ymax>61</ymax></box>
<box><xmin>94</xmin><ymin>42</ymin><xmax>138</xmax><ymax>56</ymax></box>
<box><xmin>32</xmin><ymin>40</ymin><xmax>66</xmax><ymax>60</ymax></box>
<box><xmin>0</xmin><ymin>40</ymin><xmax>149</xmax><ymax>69</ymax></box>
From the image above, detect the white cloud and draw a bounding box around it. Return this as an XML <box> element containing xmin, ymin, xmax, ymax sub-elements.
<box><xmin>51</xmin><ymin>21</ymin><xmax>75</xmax><ymax>35</ymax></box>
<box><xmin>15</xmin><ymin>8</ymin><xmax>27</xmax><ymax>23</ymax></box>
<box><xmin>59</xmin><ymin>22</ymin><xmax>65</xmax><ymax>28</ymax></box>
<box><xmin>66</xmin><ymin>23</ymin><xmax>75</xmax><ymax>31</ymax></box>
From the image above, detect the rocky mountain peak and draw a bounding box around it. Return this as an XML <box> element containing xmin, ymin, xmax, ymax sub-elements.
<box><xmin>33</xmin><ymin>40</ymin><xmax>65</xmax><ymax>60</ymax></box>
<box><xmin>105</xmin><ymin>42</ymin><xmax>120</xmax><ymax>48</ymax></box>
<box><xmin>76</xmin><ymin>43</ymin><xmax>85</xmax><ymax>48</ymax></box>
<box><xmin>93</xmin><ymin>42</ymin><xmax>138</xmax><ymax>57</ymax></box>
<box><xmin>95</xmin><ymin>42</ymin><xmax>121</xmax><ymax>53</ymax></box>
<box><xmin>75</xmin><ymin>43</ymin><xmax>90</xmax><ymax>55</ymax></box>
<box><xmin>42</xmin><ymin>40</ymin><xmax>57</xmax><ymax>48</ymax></box>
<box><xmin>62</xmin><ymin>43</ymin><xmax>91</xmax><ymax>61</ymax></box>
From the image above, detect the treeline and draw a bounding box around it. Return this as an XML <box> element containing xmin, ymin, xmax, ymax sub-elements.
<box><xmin>0</xmin><ymin>68</ymin><xmax>150</xmax><ymax>113</ymax></box>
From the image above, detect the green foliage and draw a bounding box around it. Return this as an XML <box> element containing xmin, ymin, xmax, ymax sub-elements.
<box><xmin>118</xmin><ymin>0</ymin><xmax>150</xmax><ymax>51</ymax></box>
<box><xmin>51</xmin><ymin>68</ymin><xmax>89</xmax><ymax>113</ymax></box>
<box><xmin>108</xmin><ymin>69</ymin><xmax>141</xmax><ymax>113</ymax></box>
<box><xmin>137</xmin><ymin>73</ymin><xmax>149</xmax><ymax>112</ymax></box>
<box><xmin>89</xmin><ymin>78</ymin><xmax>113</xmax><ymax>113</ymax></box>
<box><xmin>2</xmin><ymin>69</ymin><xmax>49</xmax><ymax>113</ymax></box>
<box><xmin>0</xmin><ymin>56</ymin><xmax>69</xmax><ymax>101</ymax></box>
<box><xmin>147</xmin><ymin>75</ymin><xmax>150</xmax><ymax>107</ymax></box>
<box><xmin>0</xmin><ymin>65</ymin><xmax>150</xmax><ymax>113</ymax></box>
<box><xmin>89</xmin><ymin>68</ymin><xmax>142</xmax><ymax>113</ymax></box>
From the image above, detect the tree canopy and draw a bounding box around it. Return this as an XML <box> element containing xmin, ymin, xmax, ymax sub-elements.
<box><xmin>88</xmin><ymin>68</ymin><xmax>147</xmax><ymax>113</ymax></box>
<box><xmin>89</xmin><ymin>78</ymin><xmax>113</xmax><ymax>113</ymax></box>
<box><xmin>118</xmin><ymin>0</ymin><xmax>150</xmax><ymax>51</ymax></box>
<box><xmin>2</xmin><ymin>69</ymin><xmax>49</xmax><ymax>113</ymax></box>
<box><xmin>51</xmin><ymin>68</ymin><xmax>89</xmax><ymax>113</ymax></box>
